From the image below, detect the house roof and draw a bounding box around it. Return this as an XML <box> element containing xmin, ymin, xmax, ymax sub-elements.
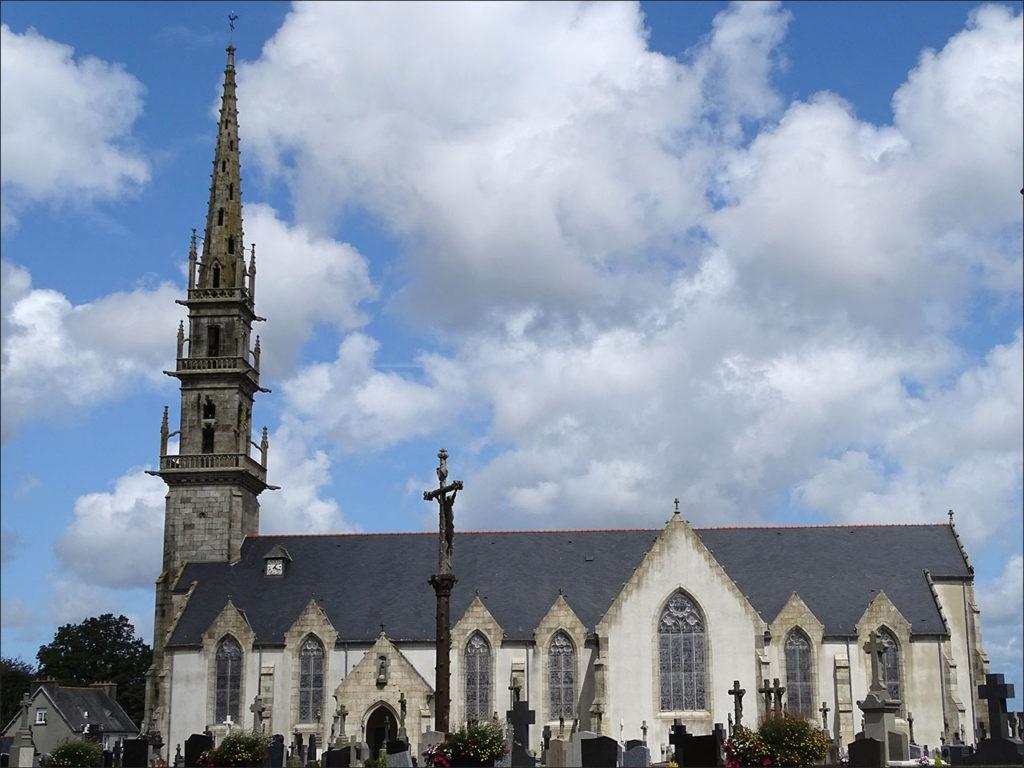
<box><xmin>166</xmin><ymin>523</ymin><xmax>971</xmax><ymax>647</ymax></box>
<box><xmin>1</xmin><ymin>684</ymin><xmax>136</xmax><ymax>738</ymax></box>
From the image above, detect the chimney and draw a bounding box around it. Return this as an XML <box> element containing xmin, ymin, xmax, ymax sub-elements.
<box><xmin>91</xmin><ymin>680</ymin><xmax>117</xmax><ymax>702</ymax></box>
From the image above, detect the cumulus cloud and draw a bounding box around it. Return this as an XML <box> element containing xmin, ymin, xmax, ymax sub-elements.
<box><xmin>0</xmin><ymin>259</ymin><xmax>183</xmax><ymax>439</ymax></box>
<box><xmin>977</xmin><ymin>554</ymin><xmax>1024</xmax><ymax>700</ymax></box>
<box><xmin>244</xmin><ymin>203</ymin><xmax>375</xmax><ymax>377</ymax></box>
<box><xmin>239</xmin><ymin>1</ymin><xmax>796</xmax><ymax>327</ymax></box>
<box><xmin>0</xmin><ymin>24</ymin><xmax>149</xmax><ymax>229</ymax></box>
<box><xmin>55</xmin><ymin>469</ymin><xmax>166</xmax><ymax>590</ymax></box>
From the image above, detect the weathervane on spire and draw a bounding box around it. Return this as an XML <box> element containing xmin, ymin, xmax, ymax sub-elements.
<box><xmin>228</xmin><ymin>12</ymin><xmax>239</xmax><ymax>45</ymax></box>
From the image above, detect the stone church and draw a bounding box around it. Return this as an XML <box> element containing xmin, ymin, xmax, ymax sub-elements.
<box><xmin>143</xmin><ymin>46</ymin><xmax>991</xmax><ymax>762</ymax></box>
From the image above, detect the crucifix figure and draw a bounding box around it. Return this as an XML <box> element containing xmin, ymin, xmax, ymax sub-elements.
<box><xmin>424</xmin><ymin>449</ymin><xmax>463</xmax><ymax>575</ymax></box>
<box><xmin>771</xmin><ymin>678</ymin><xmax>786</xmax><ymax>716</ymax></box>
<box><xmin>641</xmin><ymin>720</ymin><xmax>648</xmax><ymax>743</ymax></box>
<box><xmin>863</xmin><ymin>630</ymin><xmax>887</xmax><ymax>696</ymax></box>
<box><xmin>249</xmin><ymin>695</ymin><xmax>267</xmax><ymax>732</ymax></box>
<box><xmin>18</xmin><ymin>692</ymin><xmax>31</xmax><ymax>730</ymax></box>
<box><xmin>423</xmin><ymin>448</ymin><xmax>463</xmax><ymax>735</ymax></box>
<box><xmin>819</xmin><ymin>701</ymin><xmax>831</xmax><ymax>736</ymax></box>
<box><xmin>729</xmin><ymin>680</ymin><xmax>746</xmax><ymax>729</ymax></box>
<box><xmin>758</xmin><ymin>679</ymin><xmax>773</xmax><ymax>719</ymax></box>
<box><xmin>509</xmin><ymin>677</ymin><xmax>522</xmax><ymax>704</ymax></box>
<box><xmin>907</xmin><ymin>711</ymin><xmax>915</xmax><ymax>744</ymax></box>
<box><xmin>337</xmin><ymin>703</ymin><xmax>348</xmax><ymax>739</ymax></box>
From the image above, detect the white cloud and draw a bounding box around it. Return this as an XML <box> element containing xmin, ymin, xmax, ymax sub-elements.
<box><xmin>977</xmin><ymin>554</ymin><xmax>1024</xmax><ymax>694</ymax></box>
<box><xmin>259</xmin><ymin>424</ymin><xmax>352</xmax><ymax>533</ymax></box>
<box><xmin>55</xmin><ymin>469</ymin><xmax>166</xmax><ymax>590</ymax></box>
<box><xmin>0</xmin><ymin>259</ymin><xmax>183</xmax><ymax>439</ymax></box>
<box><xmin>239</xmin><ymin>1</ymin><xmax>796</xmax><ymax>327</ymax></box>
<box><xmin>244</xmin><ymin>203</ymin><xmax>375</xmax><ymax>377</ymax></box>
<box><xmin>0</xmin><ymin>24</ymin><xmax>149</xmax><ymax>229</ymax></box>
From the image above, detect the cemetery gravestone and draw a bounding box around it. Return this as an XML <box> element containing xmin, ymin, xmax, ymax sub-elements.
<box><xmin>268</xmin><ymin>735</ymin><xmax>285</xmax><ymax>768</ymax></box>
<box><xmin>184</xmin><ymin>733</ymin><xmax>213</xmax><ymax>768</ymax></box>
<box><xmin>967</xmin><ymin>673</ymin><xmax>1024</xmax><ymax>766</ymax></box>
<box><xmin>887</xmin><ymin>730</ymin><xmax>909</xmax><ymax>761</ymax></box>
<box><xmin>580</xmin><ymin>734</ymin><xmax>619</xmax><ymax>767</ymax></box>
<box><xmin>122</xmin><ymin>738</ymin><xmax>149</xmax><ymax>768</ymax></box>
<box><xmin>308</xmin><ymin>734</ymin><xmax>318</xmax><ymax>765</ymax></box>
<box><xmin>847</xmin><ymin>737</ymin><xmax>885</xmax><ymax>768</ymax></box>
<box><xmin>506</xmin><ymin>700</ymin><xmax>536</xmax><ymax>768</ymax></box>
<box><xmin>385</xmin><ymin>739</ymin><xmax>412</xmax><ymax>768</ymax></box>
<box><xmin>623</xmin><ymin>741</ymin><xmax>651</xmax><ymax>768</ymax></box>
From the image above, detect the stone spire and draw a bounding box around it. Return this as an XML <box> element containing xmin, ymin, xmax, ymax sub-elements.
<box><xmin>198</xmin><ymin>45</ymin><xmax>246</xmax><ymax>291</ymax></box>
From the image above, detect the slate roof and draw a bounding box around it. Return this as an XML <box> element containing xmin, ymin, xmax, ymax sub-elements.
<box><xmin>167</xmin><ymin>523</ymin><xmax>971</xmax><ymax>647</ymax></box>
<box><xmin>1</xmin><ymin>684</ymin><xmax>137</xmax><ymax>736</ymax></box>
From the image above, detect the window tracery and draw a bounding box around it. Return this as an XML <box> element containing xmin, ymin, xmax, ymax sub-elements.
<box><xmin>879</xmin><ymin>628</ymin><xmax>901</xmax><ymax>702</ymax></box>
<box><xmin>658</xmin><ymin>591</ymin><xmax>706</xmax><ymax>711</ymax></box>
<box><xmin>465</xmin><ymin>632</ymin><xmax>491</xmax><ymax>723</ymax></box>
<box><xmin>215</xmin><ymin>636</ymin><xmax>242</xmax><ymax>724</ymax></box>
<box><xmin>784</xmin><ymin>629</ymin><xmax>813</xmax><ymax>718</ymax></box>
<box><xmin>548</xmin><ymin>631</ymin><xmax>575</xmax><ymax>720</ymax></box>
<box><xmin>298</xmin><ymin>635</ymin><xmax>324</xmax><ymax>722</ymax></box>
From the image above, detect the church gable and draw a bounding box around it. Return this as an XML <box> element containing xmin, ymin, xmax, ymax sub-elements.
<box><xmin>335</xmin><ymin>632</ymin><xmax>433</xmax><ymax>747</ymax></box>
<box><xmin>534</xmin><ymin>594</ymin><xmax>589</xmax><ymax>726</ymax></box>
<box><xmin>201</xmin><ymin>600</ymin><xmax>254</xmax><ymax>729</ymax></box>
<box><xmin>770</xmin><ymin>593</ymin><xmax>824</xmax><ymax>643</ymax></box>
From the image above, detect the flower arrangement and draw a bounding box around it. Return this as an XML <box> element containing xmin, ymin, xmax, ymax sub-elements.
<box><xmin>724</xmin><ymin>726</ymin><xmax>773</xmax><ymax>768</ymax></box>
<box><xmin>424</xmin><ymin>721</ymin><xmax>508</xmax><ymax>767</ymax></box>
<box><xmin>724</xmin><ymin>715</ymin><xmax>830</xmax><ymax>767</ymax></box>
<box><xmin>45</xmin><ymin>738</ymin><xmax>103</xmax><ymax>767</ymax></box>
<box><xmin>196</xmin><ymin>729</ymin><xmax>272</xmax><ymax>767</ymax></box>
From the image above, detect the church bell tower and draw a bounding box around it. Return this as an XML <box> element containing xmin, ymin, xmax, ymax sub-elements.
<box><xmin>145</xmin><ymin>44</ymin><xmax>274</xmax><ymax>742</ymax></box>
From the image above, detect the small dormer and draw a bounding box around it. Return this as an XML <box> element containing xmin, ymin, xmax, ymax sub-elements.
<box><xmin>263</xmin><ymin>544</ymin><xmax>292</xmax><ymax>577</ymax></box>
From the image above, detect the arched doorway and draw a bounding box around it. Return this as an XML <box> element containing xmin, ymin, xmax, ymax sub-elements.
<box><xmin>365</xmin><ymin>704</ymin><xmax>398</xmax><ymax>758</ymax></box>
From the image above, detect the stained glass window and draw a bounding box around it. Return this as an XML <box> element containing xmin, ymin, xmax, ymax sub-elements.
<box><xmin>785</xmin><ymin>630</ymin><xmax>813</xmax><ymax>718</ymax></box>
<box><xmin>465</xmin><ymin>633</ymin><xmax>491</xmax><ymax>723</ymax></box>
<box><xmin>658</xmin><ymin>591</ymin><xmax>706</xmax><ymax>711</ymax></box>
<box><xmin>879</xmin><ymin>629</ymin><xmax>901</xmax><ymax>702</ymax></box>
<box><xmin>299</xmin><ymin>635</ymin><xmax>324</xmax><ymax>722</ymax></box>
<box><xmin>215</xmin><ymin>636</ymin><xmax>242</xmax><ymax>724</ymax></box>
<box><xmin>548</xmin><ymin>631</ymin><xmax>576</xmax><ymax>720</ymax></box>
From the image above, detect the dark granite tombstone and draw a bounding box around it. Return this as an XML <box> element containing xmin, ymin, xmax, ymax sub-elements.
<box><xmin>184</xmin><ymin>733</ymin><xmax>214</xmax><ymax>768</ymax></box>
<box><xmin>847</xmin><ymin>737</ymin><xmax>885</xmax><ymax>768</ymax></box>
<box><xmin>625</xmin><ymin>739</ymin><xmax>644</xmax><ymax>751</ymax></box>
<box><xmin>669</xmin><ymin>721</ymin><xmax>687</xmax><ymax>765</ymax></box>
<box><xmin>307</xmin><ymin>734</ymin><xmax>318</xmax><ymax>765</ymax></box>
<box><xmin>102</xmin><ymin>749</ymin><xmax>114</xmax><ymax>767</ymax></box>
<box><xmin>267</xmin><ymin>734</ymin><xmax>285</xmax><ymax>768</ymax></box>
<box><xmin>122</xmin><ymin>738</ymin><xmax>150</xmax><ymax>768</ymax></box>
<box><xmin>967</xmin><ymin>673</ymin><xmax>1024</xmax><ymax>766</ymax></box>
<box><xmin>385</xmin><ymin>738</ymin><xmax>412</xmax><ymax>768</ymax></box>
<box><xmin>580</xmin><ymin>734</ymin><xmax>619</xmax><ymax>767</ymax></box>
<box><xmin>0</xmin><ymin>753</ymin><xmax>8</xmax><ymax>768</ymax></box>
<box><xmin>945</xmin><ymin>744</ymin><xmax>973</xmax><ymax>765</ymax></box>
<box><xmin>506</xmin><ymin>700</ymin><xmax>536</xmax><ymax>768</ymax></box>
<box><xmin>321</xmin><ymin>747</ymin><xmax>347</xmax><ymax>767</ymax></box>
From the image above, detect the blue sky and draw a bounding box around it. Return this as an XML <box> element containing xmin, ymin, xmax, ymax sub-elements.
<box><xmin>1</xmin><ymin>1</ymin><xmax>1021</xmax><ymax>705</ymax></box>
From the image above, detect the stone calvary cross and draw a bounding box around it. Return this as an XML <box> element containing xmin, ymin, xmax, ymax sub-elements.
<box><xmin>423</xmin><ymin>448</ymin><xmax>464</xmax><ymax>736</ymax></box>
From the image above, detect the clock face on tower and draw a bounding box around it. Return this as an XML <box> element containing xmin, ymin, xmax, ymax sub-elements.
<box><xmin>265</xmin><ymin>559</ymin><xmax>284</xmax><ymax>576</ymax></box>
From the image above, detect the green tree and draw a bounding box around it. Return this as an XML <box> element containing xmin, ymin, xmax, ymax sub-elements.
<box><xmin>1</xmin><ymin>657</ymin><xmax>36</xmax><ymax>726</ymax></box>
<box><xmin>36</xmin><ymin>614</ymin><xmax>151</xmax><ymax>728</ymax></box>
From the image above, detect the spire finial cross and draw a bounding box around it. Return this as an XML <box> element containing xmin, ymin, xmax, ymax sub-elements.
<box><xmin>228</xmin><ymin>13</ymin><xmax>239</xmax><ymax>44</ymax></box>
<box><xmin>674</xmin><ymin>497</ymin><xmax>680</xmax><ymax>515</ymax></box>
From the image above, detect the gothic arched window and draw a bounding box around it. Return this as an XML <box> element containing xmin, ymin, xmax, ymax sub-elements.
<box><xmin>879</xmin><ymin>629</ymin><xmax>901</xmax><ymax>702</ymax></box>
<box><xmin>548</xmin><ymin>631</ymin><xmax>575</xmax><ymax>720</ymax></box>
<box><xmin>658</xmin><ymin>591</ymin><xmax>706</xmax><ymax>711</ymax></box>
<box><xmin>298</xmin><ymin>635</ymin><xmax>324</xmax><ymax>722</ymax></box>
<box><xmin>212</xmin><ymin>262</ymin><xmax>221</xmax><ymax>288</ymax></box>
<box><xmin>784</xmin><ymin>630</ymin><xmax>813</xmax><ymax>718</ymax></box>
<box><xmin>465</xmin><ymin>633</ymin><xmax>491</xmax><ymax>723</ymax></box>
<box><xmin>215</xmin><ymin>636</ymin><xmax>242</xmax><ymax>724</ymax></box>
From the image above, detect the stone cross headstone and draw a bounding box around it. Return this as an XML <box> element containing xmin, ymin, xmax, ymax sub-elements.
<box><xmin>970</xmin><ymin>674</ymin><xmax>1024</xmax><ymax>766</ymax></box>
<box><xmin>173</xmin><ymin>744</ymin><xmax>182</xmax><ymax>768</ymax></box>
<box><xmin>727</xmin><ymin>713</ymin><xmax>733</xmax><ymax>737</ymax></box>
<box><xmin>12</xmin><ymin>692</ymin><xmax>35</xmax><ymax>768</ymax></box>
<box><xmin>729</xmin><ymin>680</ymin><xmax>746</xmax><ymax>729</ymax></box>
<box><xmin>641</xmin><ymin>720</ymin><xmax>647</xmax><ymax>744</ymax></box>
<box><xmin>907</xmin><ymin>711</ymin><xmax>915</xmax><ymax>745</ymax></box>
<box><xmin>820</xmin><ymin>701</ymin><xmax>831</xmax><ymax>737</ymax></box>
<box><xmin>250</xmin><ymin>695</ymin><xmax>268</xmax><ymax>733</ymax></box>
<box><xmin>506</xmin><ymin>700</ymin><xmax>536</xmax><ymax>768</ymax></box>
<box><xmin>758</xmin><ymin>678</ymin><xmax>773</xmax><ymax>719</ymax></box>
<box><xmin>863</xmin><ymin>631</ymin><xmax>888</xmax><ymax>697</ymax></box>
<box><xmin>559</xmin><ymin>716</ymin><xmax>565</xmax><ymax>738</ymax></box>
<box><xmin>771</xmin><ymin>678</ymin><xmax>786</xmax><ymax>716</ymax></box>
